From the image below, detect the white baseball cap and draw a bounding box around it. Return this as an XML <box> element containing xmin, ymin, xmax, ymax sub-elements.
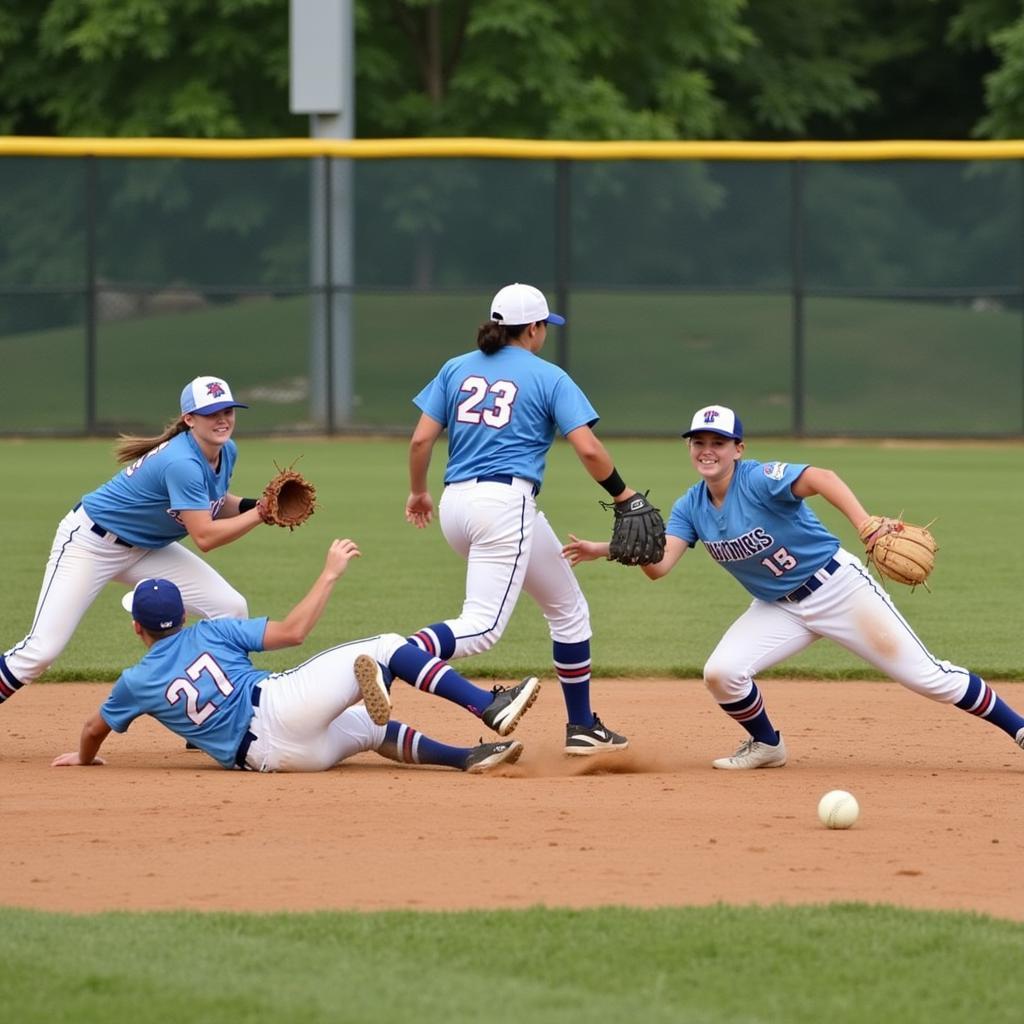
<box><xmin>682</xmin><ymin>404</ymin><xmax>744</xmax><ymax>440</ymax></box>
<box><xmin>489</xmin><ymin>283</ymin><xmax>566</xmax><ymax>326</ymax></box>
<box><xmin>180</xmin><ymin>376</ymin><xmax>248</xmax><ymax>415</ymax></box>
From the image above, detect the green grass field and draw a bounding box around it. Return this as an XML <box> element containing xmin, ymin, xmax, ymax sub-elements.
<box><xmin>3</xmin><ymin>904</ymin><xmax>1024</xmax><ymax>1024</ymax></box>
<box><xmin>2</xmin><ymin>436</ymin><xmax>1021</xmax><ymax>680</ymax></box>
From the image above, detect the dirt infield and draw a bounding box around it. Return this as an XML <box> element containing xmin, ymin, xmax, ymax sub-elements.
<box><xmin>3</xmin><ymin>679</ymin><xmax>1023</xmax><ymax>920</ymax></box>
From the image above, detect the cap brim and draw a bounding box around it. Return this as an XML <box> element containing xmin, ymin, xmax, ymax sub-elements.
<box><xmin>546</xmin><ymin>312</ymin><xmax>566</xmax><ymax>326</ymax></box>
<box><xmin>121</xmin><ymin>591</ymin><xmax>135</xmax><ymax>614</ymax></box>
<box><xmin>190</xmin><ymin>401</ymin><xmax>248</xmax><ymax>414</ymax></box>
<box><xmin>682</xmin><ymin>427</ymin><xmax>742</xmax><ymax>439</ymax></box>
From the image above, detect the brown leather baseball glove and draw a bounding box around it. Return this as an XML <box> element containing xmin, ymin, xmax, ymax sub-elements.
<box><xmin>858</xmin><ymin>515</ymin><xmax>937</xmax><ymax>589</ymax></box>
<box><xmin>259</xmin><ymin>462</ymin><xmax>318</xmax><ymax>530</ymax></box>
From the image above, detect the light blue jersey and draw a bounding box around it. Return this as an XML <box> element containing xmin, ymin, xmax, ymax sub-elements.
<box><xmin>667</xmin><ymin>459</ymin><xmax>839</xmax><ymax>601</ymax></box>
<box><xmin>81</xmin><ymin>431</ymin><xmax>237</xmax><ymax>548</ymax></box>
<box><xmin>413</xmin><ymin>346</ymin><xmax>598</xmax><ymax>491</ymax></box>
<box><xmin>100</xmin><ymin>617</ymin><xmax>270</xmax><ymax>768</ymax></box>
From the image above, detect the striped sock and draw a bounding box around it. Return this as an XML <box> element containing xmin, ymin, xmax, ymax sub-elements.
<box><xmin>406</xmin><ymin>623</ymin><xmax>456</xmax><ymax>661</ymax></box>
<box><xmin>378</xmin><ymin>721</ymin><xmax>468</xmax><ymax>769</ymax></box>
<box><xmin>719</xmin><ymin>683</ymin><xmax>779</xmax><ymax>745</ymax></box>
<box><xmin>554</xmin><ymin>639</ymin><xmax>593</xmax><ymax>725</ymax></box>
<box><xmin>955</xmin><ymin>673</ymin><xmax>1024</xmax><ymax>739</ymax></box>
<box><xmin>0</xmin><ymin>655</ymin><xmax>24</xmax><ymax>705</ymax></box>
<box><xmin>387</xmin><ymin>644</ymin><xmax>493</xmax><ymax>717</ymax></box>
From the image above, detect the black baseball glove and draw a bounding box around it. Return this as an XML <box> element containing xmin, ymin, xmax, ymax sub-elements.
<box><xmin>604</xmin><ymin>491</ymin><xmax>666</xmax><ymax>566</ymax></box>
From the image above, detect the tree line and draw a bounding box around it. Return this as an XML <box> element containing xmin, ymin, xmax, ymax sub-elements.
<box><xmin>2</xmin><ymin>0</ymin><xmax>1023</xmax><ymax>140</ymax></box>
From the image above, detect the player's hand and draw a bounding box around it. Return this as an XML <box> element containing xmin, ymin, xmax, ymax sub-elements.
<box><xmin>51</xmin><ymin>752</ymin><xmax>106</xmax><ymax>767</ymax></box>
<box><xmin>323</xmin><ymin>538</ymin><xmax>361</xmax><ymax>581</ymax></box>
<box><xmin>562</xmin><ymin>534</ymin><xmax>608</xmax><ymax>566</ymax></box>
<box><xmin>405</xmin><ymin>492</ymin><xmax>434</xmax><ymax>528</ymax></box>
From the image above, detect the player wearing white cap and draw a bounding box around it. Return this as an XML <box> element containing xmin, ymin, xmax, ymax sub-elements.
<box><xmin>564</xmin><ymin>404</ymin><xmax>1024</xmax><ymax>768</ymax></box>
<box><xmin>1</xmin><ymin>376</ymin><xmax>271</xmax><ymax>705</ymax></box>
<box><xmin>403</xmin><ymin>282</ymin><xmax>653</xmax><ymax>754</ymax></box>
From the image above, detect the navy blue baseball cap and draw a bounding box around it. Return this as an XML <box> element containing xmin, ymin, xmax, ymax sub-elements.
<box><xmin>122</xmin><ymin>579</ymin><xmax>186</xmax><ymax>631</ymax></box>
<box><xmin>682</xmin><ymin>404</ymin><xmax>744</xmax><ymax>440</ymax></box>
<box><xmin>180</xmin><ymin>376</ymin><xmax>248</xmax><ymax>415</ymax></box>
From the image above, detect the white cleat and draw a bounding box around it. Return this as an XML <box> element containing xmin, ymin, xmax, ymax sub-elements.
<box><xmin>354</xmin><ymin>654</ymin><xmax>392</xmax><ymax>726</ymax></box>
<box><xmin>713</xmin><ymin>734</ymin><xmax>788</xmax><ymax>770</ymax></box>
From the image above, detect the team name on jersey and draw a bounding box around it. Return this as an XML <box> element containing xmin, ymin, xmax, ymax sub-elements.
<box><xmin>705</xmin><ymin>527</ymin><xmax>774</xmax><ymax>563</ymax></box>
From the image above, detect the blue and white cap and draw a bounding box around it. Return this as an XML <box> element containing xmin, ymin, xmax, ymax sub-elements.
<box><xmin>490</xmin><ymin>283</ymin><xmax>566</xmax><ymax>326</ymax></box>
<box><xmin>682</xmin><ymin>405</ymin><xmax>744</xmax><ymax>440</ymax></box>
<box><xmin>180</xmin><ymin>376</ymin><xmax>248</xmax><ymax>415</ymax></box>
<box><xmin>122</xmin><ymin>579</ymin><xmax>186</xmax><ymax>631</ymax></box>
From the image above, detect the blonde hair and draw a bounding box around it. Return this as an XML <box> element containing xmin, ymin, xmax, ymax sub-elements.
<box><xmin>114</xmin><ymin>415</ymin><xmax>190</xmax><ymax>464</ymax></box>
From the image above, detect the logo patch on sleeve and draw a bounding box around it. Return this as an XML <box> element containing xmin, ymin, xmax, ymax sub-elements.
<box><xmin>763</xmin><ymin>461</ymin><xmax>788</xmax><ymax>480</ymax></box>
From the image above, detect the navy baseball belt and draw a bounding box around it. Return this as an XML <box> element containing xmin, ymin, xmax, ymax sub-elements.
<box><xmin>780</xmin><ymin>556</ymin><xmax>842</xmax><ymax>603</ymax></box>
<box><xmin>474</xmin><ymin>474</ymin><xmax>540</xmax><ymax>497</ymax></box>
<box><xmin>234</xmin><ymin>684</ymin><xmax>263</xmax><ymax>770</ymax></box>
<box><xmin>72</xmin><ymin>502</ymin><xmax>132</xmax><ymax>548</ymax></box>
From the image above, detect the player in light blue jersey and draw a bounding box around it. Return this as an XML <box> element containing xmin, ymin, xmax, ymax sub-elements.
<box><xmin>564</xmin><ymin>404</ymin><xmax>1024</xmax><ymax>769</ymax></box>
<box><xmin>2</xmin><ymin>376</ymin><xmax>278</xmax><ymax>707</ymax></box>
<box><xmin>404</xmin><ymin>283</ymin><xmax>656</xmax><ymax>755</ymax></box>
<box><xmin>52</xmin><ymin>539</ymin><xmax>530</xmax><ymax>774</ymax></box>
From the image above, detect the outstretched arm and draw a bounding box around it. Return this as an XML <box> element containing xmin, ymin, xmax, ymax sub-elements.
<box><xmin>262</xmin><ymin>539</ymin><xmax>362</xmax><ymax>650</ymax></box>
<box><xmin>791</xmin><ymin>467</ymin><xmax>872</xmax><ymax>534</ymax></box>
<box><xmin>563</xmin><ymin>534</ymin><xmax>689</xmax><ymax>579</ymax></box>
<box><xmin>406</xmin><ymin>413</ymin><xmax>444</xmax><ymax>528</ymax></box>
<box><xmin>179</xmin><ymin>506</ymin><xmax>264</xmax><ymax>552</ymax></box>
<box><xmin>52</xmin><ymin>710</ymin><xmax>111</xmax><ymax>766</ymax></box>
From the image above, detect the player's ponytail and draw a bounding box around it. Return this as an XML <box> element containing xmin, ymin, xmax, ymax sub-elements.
<box><xmin>477</xmin><ymin>320</ymin><xmax>529</xmax><ymax>355</ymax></box>
<box><xmin>114</xmin><ymin>415</ymin><xmax>191</xmax><ymax>464</ymax></box>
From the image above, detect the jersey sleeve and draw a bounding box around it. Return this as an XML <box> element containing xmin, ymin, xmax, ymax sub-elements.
<box><xmin>666</xmin><ymin>492</ymin><xmax>698</xmax><ymax>544</ymax></box>
<box><xmin>550</xmin><ymin>373</ymin><xmax>599</xmax><ymax>436</ymax></box>
<box><xmin>749</xmin><ymin>461</ymin><xmax>808</xmax><ymax>505</ymax></box>
<box><xmin>163</xmin><ymin>456</ymin><xmax>215</xmax><ymax>512</ymax></box>
<box><xmin>207</xmin><ymin>616</ymin><xmax>270</xmax><ymax>653</ymax></box>
<box><xmin>412</xmin><ymin>362</ymin><xmax>453</xmax><ymax>426</ymax></box>
<box><xmin>100</xmin><ymin>676</ymin><xmax>142</xmax><ymax>733</ymax></box>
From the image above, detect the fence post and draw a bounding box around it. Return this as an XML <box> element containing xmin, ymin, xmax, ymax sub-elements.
<box><xmin>84</xmin><ymin>155</ymin><xmax>98</xmax><ymax>436</ymax></box>
<box><xmin>790</xmin><ymin>160</ymin><xmax>805</xmax><ymax>437</ymax></box>
<box><xmin>555</xmin><ymin>159</ymin><xmax>571</xmax><ymax>373</ymax></box>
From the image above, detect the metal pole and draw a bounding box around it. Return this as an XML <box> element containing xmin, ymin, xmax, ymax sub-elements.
<box><xmin>790</xmin><ymin>160</ymin><xmax>805</xmax><ymax>437</ymax></box>
<box><xmin>84</xmin><ymin>155</ymin><xmax>98</xmax><ymax>435</ymax></box>
<box><xmin>555</xmin><ymin>159</ymin><xmax>571</xmax><ymax>372</ymax></box>
<box><xmin>323</xmin><ymin>154</ymin><xmax>336</xmax><ymax>435</ymax></box>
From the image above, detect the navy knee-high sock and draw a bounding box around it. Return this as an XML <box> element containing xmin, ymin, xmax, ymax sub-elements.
<box><xmin>388</xmin><ymin>644</ymin><xmax>493</xmax><ymax>717</ymax></box>
<box><xmin>377</xmin><ymin>721</ymin><xmax>470</xmax><ymax>769</ymax></box>
<box><xmin>406</xmin><ymin>622</ymin><xmax>457</xmax><ymax>661</ymax></box>
<box><xmin>719</xmin><ymin>683</ymin><xmax>779</xmax><ymax>745</ymax></box>
<box><xmin>955</xmin><ymin>673</ymin><xmax>1024</xmax><ymax>741</ymax></box>
<box><xmin>554</xmin><ymin>639</ymin><xmax>593</xmax><ymax>725</ymax></box>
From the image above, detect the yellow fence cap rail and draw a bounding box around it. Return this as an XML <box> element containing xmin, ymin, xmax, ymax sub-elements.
<box><xmin>3</xmin><ymin>136</ymin><xmax>1024</xmax><ymax>160</ymax></box>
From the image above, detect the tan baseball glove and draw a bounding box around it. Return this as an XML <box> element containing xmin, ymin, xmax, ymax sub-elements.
<box><xmin>259</xmin><ymin>462</ymin><xmax>318</xmax><ymax>530</ymax></box>
<box><xmin>858</xmin><ymin>515</ymin><xmax>937</xmax><ymax>589</ymax></box>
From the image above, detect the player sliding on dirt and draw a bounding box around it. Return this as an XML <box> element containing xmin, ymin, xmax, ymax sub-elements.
<box><xmin>53</xmin><ymin>539</ymin><xmax>537</xmax><ymax>774</ymax></box>
<box><xmin>563</xmin><ymin>404</ymin><xmax>1024</xmax><ymax>769</ymax></box>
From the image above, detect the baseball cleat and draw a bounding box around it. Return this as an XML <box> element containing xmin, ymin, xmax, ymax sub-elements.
<box><xmin>480</xmin><ymin>676</ymin><xmax>541</xmax><ymax>736</ymax></box>
<box><xmin>1015</xmin><ymin>727</ymin><xmax>1024</xmax><ymax>751</ymax></box>
<box><xmin>712</xmin><ymin>734</ymin><xmax>788</xmax><ymax>770</ymax></box>
<box><xmin>354</xmin><ymin>654</ymin><xmax>392</xmax><ymax>726</ymax></box>
<box><xmin>564</xmin><ymin>713</ymin><xmax>629</xmax><ymax>755</ymax></box>
<box><xmin>463</xmin><ymin>739</ymin><xmax>524</xmax><ymax>774</ymax></box>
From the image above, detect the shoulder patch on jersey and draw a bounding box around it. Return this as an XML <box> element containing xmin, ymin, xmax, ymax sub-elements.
<box><xmin>763</xmin><ymin>461</ymin><xmax>788</xmax><ymax>480</ymax></box>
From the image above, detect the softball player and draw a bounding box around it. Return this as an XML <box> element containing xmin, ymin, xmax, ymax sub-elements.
<box><xmin>52</xmin><ymin>539</ymin><xmax>528</xmax><ymax>773</ymax></box>
<box><xmin>404</xmin><ymin>282</ymin><xmax>646</xmax><ymax>755</ymax></box>
<box><xmin>1</xmin><ymin>376</ymin><xmax>267</xmax><ymax>705</ymax></box>
<box><xmin>563</xmin><ymin>404</ymin><xmax>1024</xmax><ymax>768</ymax></box>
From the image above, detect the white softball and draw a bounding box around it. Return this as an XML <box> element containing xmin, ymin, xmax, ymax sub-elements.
<box><xmin>817</xmin><ymin>789</ymin><xmax>859</xmax><ymax>829</ymax></box>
